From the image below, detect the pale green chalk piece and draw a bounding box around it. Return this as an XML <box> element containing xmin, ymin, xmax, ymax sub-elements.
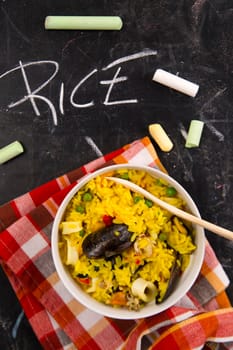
<box><xmin>185</xmin><ymin>120</ymin><xmax>204</xmax><ymax>148</ymax></box>
<box><xmin>0</xmin><ymin>141</ymin><xmax>24</xmax><ymax>164</ymax></box>
<box><xmin>44</xmin><ymin>16</ymin><xmax>123</xmax><ymax>31</ymax></box>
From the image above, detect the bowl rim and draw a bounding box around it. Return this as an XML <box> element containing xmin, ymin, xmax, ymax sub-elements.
<box><xmin>51</xmin><ymin>164</ymin><xmax>205</xmax><ymax>319</ymax></box>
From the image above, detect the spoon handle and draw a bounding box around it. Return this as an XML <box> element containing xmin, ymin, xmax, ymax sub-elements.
<box><xmin>106</xmin><ymin>176</ymin><xmax>233</xmax><ymax>241</ymax></box>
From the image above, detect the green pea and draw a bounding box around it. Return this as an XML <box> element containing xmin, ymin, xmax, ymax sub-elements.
<box><xmin>134</xmin><ymin>196</ymin><xmax>142</xmax><ymax>203</ymax></box>
<box><xmin>119</xmin><ymin>172</ymin><xmax>129</xmax><ymax>180</ymax></box>
<box><xmin>166</xmin><ymin>186</ymin><xmax>177</xmax><ymax>197</ymax></box>
<box><xmin>79</xmin><ymin>229</ymin><xmax>85</xmax><ymax>237</ymax></box>
<box><xmin>159</xmin><ymin>233</ymin><xmax>167</xmax><ymax>241</ymax></box>
<box><xmin>155</xmin><ymin>179</ymin><xmax>163</xmax><ymax>186</ymax></box>
<box><xmin>82</xmin><ymin>191</ymin><xmax>93</xmax><ymax>201</ymax></box>
<box><xmin>75</xmin><ymin>205</ymin><xmax>85</xmax><ymax>213</ymax></box>
<box><xmin>145</xmin><ymin>199</ymin><xmax>153</xmax><ymax>208</ymax></box>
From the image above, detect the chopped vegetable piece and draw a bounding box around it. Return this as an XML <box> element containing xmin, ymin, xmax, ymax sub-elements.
<box><xmin>145</xmin><ymin>199</ymin><xmax>153</xmax><ymax>208</ymax></box>
<box><xmin>119</xmin><ymin>172</ymin><xmax>130</xmax><ymax>180</ymax></box>
<box><xmin>76</xmin><ymin>205</ymin><xmax>85</xmax><ymax>213</ymax></box>
<box><xmin>82</xmin><ymin>191</ymin><xmax>93</xmax><ymax>201</ymax></box>
<box><xmin>166</xmin><ymin>186</ymin><xmax>177</xmax><ymax>197</ymax></box>
<box><xmin>66</xmin><ymin>241</ymin><xmax>79</xmax><ymax>265</ymax></box>
<box><xmin>109</xmin><ymin>291</ymin><xmax>127</xmax><ymax>306</ymax></box>
<box><xmin>61</xmin><ymin>221</ymin><xmax>83</xmax><ymax>234</ymax></box>
<box><xmin>102</xmin><ymin>215</ymin><xmax>113</xmax><ymax>226</ymax></box>
<box><xmin>78</xmin><ymin>276</ymin><xmax>91</xmax><ymax>285</ymax></box>
<box><xmin>155</xmin><ymin>179</ymin><xmax>163</xmax><ymax>186</ymax></box>
<box><xmin>134</xmin><ymin>196</ymin><xmax>142</xmax><ymax>203</ymax></box>
<box><xmin>185</xmin><ymin>120</ymin><xmax>204</xmax><ymax>148</ymax></box>
<box><xmin>149</xmin><ymin>123</ymin><xmax>173</xmax><ymax>152</ymax></box>
<box><xmin>79</xmin><ymin>229</ymin><xmax>85</xmax><ymax>237</ymax></box>
<box><xmin>86</xmin><ymin>277</ymin><xmax>99</xmax><ymax>293</ymax></box>
<box><xmin>159</xmin><ymin>233</ymin><xmax>167</xmax><ymax>241</ymax></box>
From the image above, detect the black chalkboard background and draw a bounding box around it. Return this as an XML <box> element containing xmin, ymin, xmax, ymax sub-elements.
<box><xmin>0</xmin><ymin>1</ymin><xmax>233</xmax><ymax>349</ymax></box>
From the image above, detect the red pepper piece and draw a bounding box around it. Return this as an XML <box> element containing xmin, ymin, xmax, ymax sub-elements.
<box><xmin>78</xmin><ymin>277</ymin><xmax>91</xmax><ymax>285</ymax></box>
<box><xmin>102</xmin><ymin>215</ymin><xmax>113</xmax><ymax>226</ymax></box>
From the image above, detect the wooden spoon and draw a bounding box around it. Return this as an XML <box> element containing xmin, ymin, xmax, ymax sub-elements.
<box><xmin>106</xmin><ymin>176</ymin><xmax>233</xmax><ymax>241</ymax></box>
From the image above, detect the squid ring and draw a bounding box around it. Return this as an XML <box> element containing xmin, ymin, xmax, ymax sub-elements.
<box><xmin>131</xmin><ymin>278</ymin><xmax>157</xmax><ymax>302</ymax></box>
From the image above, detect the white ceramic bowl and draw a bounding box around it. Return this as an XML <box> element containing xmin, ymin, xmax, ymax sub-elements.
<box><xmin>51</xmin><ymin>164</ymin><xmax>205</xmax><ymax>319</ymax></box>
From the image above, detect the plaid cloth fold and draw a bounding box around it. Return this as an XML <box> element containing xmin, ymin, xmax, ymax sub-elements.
<box><xmin>0</xmin><ymin>136</ymin><xmax>233</xmax><ymax>350</ymax></box>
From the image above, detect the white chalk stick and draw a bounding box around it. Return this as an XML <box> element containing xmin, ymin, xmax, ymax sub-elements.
<box><xmin>152</xmin><ymin>69</ymin><xmax>199</xmax><ymax>97</ymax></box>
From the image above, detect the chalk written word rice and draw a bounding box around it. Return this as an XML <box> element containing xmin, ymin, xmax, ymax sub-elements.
<box><xmin>152</xmin><ymin>69</ymin><xmax>199</xmax><ymax>97</ymax></box>
<box><xmin>0</xmin><ymin>141</ymin><xmax>24</xmax><ymax>164</ymax></box>
<box><xmin>45</xmin><ymin>16</ymin><xmax>123</xmax><ymax>31</ymax></box>
<box><xmin>185</xmin><ymin>120</ymin><xmax>204</xmax><ymax>148</ymax></box>
<box><xmin>149</xmin><ymin>124</ymin><xmax>173</xmax><ymax>152</ymax></box>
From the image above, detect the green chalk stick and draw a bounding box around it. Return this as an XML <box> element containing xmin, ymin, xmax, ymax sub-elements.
<box><xmin>0</xmin><ymin>141</ymin><xmax>24</xmax><ymax>164</ymax></box>
<box><xmin>185</xmin><ymin>120</ymin><xmax>204</xmax><ymax>148</ymax></box>
<box><xmin>44</xmin><ymin>16</ymin><xmax>123</xmax><ymax>30</ymax></box>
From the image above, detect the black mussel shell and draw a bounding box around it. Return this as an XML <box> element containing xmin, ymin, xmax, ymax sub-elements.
<box><xmin>82</xmin><ymin>224</ymin><xmax>133</xmax><ymax>258</ymax></box>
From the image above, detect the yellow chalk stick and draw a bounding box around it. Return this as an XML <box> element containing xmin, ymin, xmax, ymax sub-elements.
<box><xmin>149</xmin><ymin>124</ymin><xmax>173</xmax><ymax>152</ymax></box>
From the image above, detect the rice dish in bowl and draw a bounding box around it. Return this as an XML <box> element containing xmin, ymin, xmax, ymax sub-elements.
<box><xmin>52</xmin><ymin>164</ymin><xmax>205</xmax><ymax>319</ymax></box>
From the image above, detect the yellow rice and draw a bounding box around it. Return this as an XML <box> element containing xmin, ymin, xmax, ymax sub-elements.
<box><xmin>59</xmin><ymin>169</ymin><xmax>196</xmax><ymax>310</ymax></box>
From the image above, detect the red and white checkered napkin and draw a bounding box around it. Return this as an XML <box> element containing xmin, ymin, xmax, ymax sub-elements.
<box><xmin>0</xmin><ymin>137</ymin><xmax>233</xmax><ymax>350</ymax></box>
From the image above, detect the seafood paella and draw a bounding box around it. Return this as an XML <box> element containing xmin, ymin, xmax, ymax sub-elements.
<box><xmin>58</xmin><ymin>168</ymin><xmax>196</xmax><ymax>310</ymax></box>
